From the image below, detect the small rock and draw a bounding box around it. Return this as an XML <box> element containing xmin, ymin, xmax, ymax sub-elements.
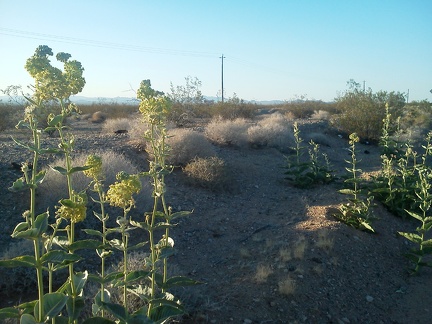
<box><xmin>366</xmin><ymin>295</ymin><xmax>374</xmax><ymax>302</ymax></box>
<box><xmin>243</xmin><ymin>319</ymin><xmax>252</xmax><ymax>324</ymax></box>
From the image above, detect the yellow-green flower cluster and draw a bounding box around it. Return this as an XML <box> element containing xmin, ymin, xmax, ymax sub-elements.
<box><xmin>139</xmin><ymin>97</ymin><xmax>171</xmax><ymax>125</ymax></box>
<box><xmin>56</xmin><ymin>193</ymin><xmax>87</xmax><ymax>223</ymax></box>
<box><xmin>349</xmin><ymin>133</ymin><xmax>360</xmax><ymax>145</ymax></box>
<box><xmin>84</xmin><ymin>154</ymin><xmax>104</xmax><ymax>181</ymax></box>
<box><xmin>56</xmin><ymin>204</ymin><xmax>87</xmax><ymax>223</ymax></box>
<box><xmin>106</xmin><ymin>172</ymin><xmax>142</xmax><ymax>209</ymax></box>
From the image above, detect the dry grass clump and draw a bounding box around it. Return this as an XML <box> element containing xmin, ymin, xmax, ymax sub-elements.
<box><xmin>165</xmin><ymin>128</ymin><xmax>216</xmax><ymax>166</ymax></box>
<box><xmin>311</xmin><ymin>110</ymin><xmax>330</xmax><ymax>121</ymax></box>
<box><xmin>89</xmin><ymin>111</ymin><xmax>107</xmax><ymax>123</ymax></box>
<box><xmin>247</xmin><ymin>112</ymin><xmax>294</xmax><ymax>150</ymax></box>
<box><xmin>205</xmin><ymin>117</ymin><xmax>250</xmax><ymax>147</ymax></box>
<box><xmin>279</xmin><ymin>246</ymin><xmax>292</xmax><ymax>262</ymax></box>
<box><xmin>254</xmin><ymin>264</ymin><xmax>273</xmax><ymax>283</ymax></box>
<box><xmin>126</xmin><ymin>117</ymin><xmax>150</xmax><ymax>149</ymax></box>
<box><xmin>278</xmin><ymin>278</ymin><xmax>296</xmax><ymax>295</ymax></box>
<box><xmin>293</xmin><ymin>237</ymin><xmax>307</xmax><ymax>260</ymax></box>
<box><xmin>39</xmin><ymin>150</ymin><xmax>144</xmax><ymax>210</ymax></box>
<box><xmin>316</xmin><ymin>230</ymin><xmax>334</xmax><ymax>252</ymax></box>
<box><xmin>102</xmin><ymin>117</ymin><xmax>132</xmax><ymax>133</ymax></box>
<box><xmin>183</xmin><ymin>156</ymin><xmax>229</xmax><ymax>190</ymax></box>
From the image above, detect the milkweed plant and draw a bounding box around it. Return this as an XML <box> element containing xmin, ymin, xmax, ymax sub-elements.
<box><xmin>0</xmin><ymin>46</ymin><xmax>197</xmax><ymax>323</ymax></box>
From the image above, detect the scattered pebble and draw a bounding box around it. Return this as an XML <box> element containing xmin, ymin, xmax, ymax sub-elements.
<box><xmin>366</xmin><ymin>295</ymin><xmax>374</xmax><ymax>302</ymax></box>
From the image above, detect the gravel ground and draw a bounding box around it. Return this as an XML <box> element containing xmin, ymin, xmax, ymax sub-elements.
<box><xmin>0</xmin><ymin>117</ymin><xmax>431</xmax><ymax>323</ymax></box>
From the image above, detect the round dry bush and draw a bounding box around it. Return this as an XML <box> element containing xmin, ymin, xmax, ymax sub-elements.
<box><xmin>183</xmin><ymin>156</ymin><xmax>229</xmax><ymax>191</ymax></box>
<box><xmin>38</xmin><ymin>150</ymin><xmax>150</xmax><ymax>211</ymax></box>
<box><xmin>90</xmin><ymin>111</ymin><xmax>107</xmax><ymax>123</ymax></box>
<box><xmin>102</xmin><ymin>117</ymin><xmax>132</xmax><ymax>133</ymax></box>
<box><xmin>164</xmin><ymin>128</ymin><xmax>216</xmax><ymax>166</ymax></box>
<box><xmin>205</xmin><ymin>117</ymin><xmax>250</xmax><ymax>147</ymax></box>
<box><xmin>311</xmin><ymin>110</ymin><xmax>330</xmax><ymax>121</ymax></box>
<box><xmin>248</xmin><ymin>113</ymin><xmax>294</xmax><ymax>151</ymax></box>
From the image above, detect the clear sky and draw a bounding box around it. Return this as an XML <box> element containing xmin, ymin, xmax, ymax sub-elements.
<box><xmin>1</xmin><ymin>0</ymin><xmax>431</xmax><ymax>102</ymax></box>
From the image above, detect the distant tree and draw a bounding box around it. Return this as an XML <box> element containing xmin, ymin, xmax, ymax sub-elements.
<box><xmin>169</xmin><ymin>76</ymin><xmax>204</xmax><ymax>105</ymax></box>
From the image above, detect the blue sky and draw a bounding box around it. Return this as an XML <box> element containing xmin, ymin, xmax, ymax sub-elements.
<box><xmin>1</xmin><ymin>0</ymin><xmax>431</xmax><ymax>102</ymax></box>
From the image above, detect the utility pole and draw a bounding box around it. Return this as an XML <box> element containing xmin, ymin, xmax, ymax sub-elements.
<box><xmin>220</xmin><ymin>54</ymin><xmax>225</xmax><ymax>103</ymax></box>
<box><xmin>363</xmin><ymin>80</ymin><xmax>366</xmax><ymax>92</ymax></box>
<box><xmin>406</xmin><ymin>89</ymin><xmax>409</xmax><ymax>104</ymax></box>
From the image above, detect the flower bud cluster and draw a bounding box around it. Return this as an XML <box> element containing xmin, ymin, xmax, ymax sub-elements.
<box><xmin>84</xmin><ymin>154</ymin><xmax>104</xmax><ymax>181</ymax></box>
<box><xmin>106</xmin><ymin>172</ymin><xmax>141</xmax><ymax>209</ymax></box>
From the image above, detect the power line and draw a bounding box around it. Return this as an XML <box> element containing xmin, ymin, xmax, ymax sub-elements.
<box><xmin>0</xmin><ymin>27</ymin><xmax>218</xmax><ymax>58</ymax></box>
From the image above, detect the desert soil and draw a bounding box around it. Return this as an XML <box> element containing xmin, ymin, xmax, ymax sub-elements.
<box><xmin>0</xmin><ymin>115</ymin><xmax>431</xmax><ymax>324</ymax></box>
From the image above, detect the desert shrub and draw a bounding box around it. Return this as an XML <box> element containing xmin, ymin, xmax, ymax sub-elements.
<box><xmin>126</xmin><ymin>116</ymin><xmax>149</xmax><ymax>146</ymax></box>
<box><xmin>210</xmin><ymin>99</ymin><xmax>257</xmax><ymax>120</ymax></box>
<box><xmin>0</xmin><ymin>101</ymin><xmax>24</xmax><ymax>131</ymax></box>
<box><xmin>167</xmin><ymin>76</ymin><xmax>210</xmax><ymax>126</ymax></box>
<box><xmin>38</xmin><ymin>150</ymin><xmax>145</xmax><ymax>210</ymax></box>
<box><xmin>332</xmin><ymin>80</ymin><xmax>406</xmax><ymax>142</ymax></box>
<box><xmin>311</xmin><ymin>110</ymin><xmax>330</xmax><ymax>120</ymax></box>
<box><xmin>0</xmin><ymin>85</ymin><xmax>27</xmax><ymax>130</ymax></box>
<box><xmin>279</xmin><ymin>99</ymin><xmax>335</xmax><ymax>119</ymax></box>
<box><xmin>78</xmin><ymin>102</ymin><xmax>138</xmax><ymax>119</ymax></box>
<box><xmin>167</xmin><ymin>102</ymin><xmax>215</xmax><ymax>127</ymax></box>
<box><xmin>102</xmin><ymin>117</ymin><xmax>132</xmax><ymax>133</ymax></box>
<box><xmin>89</xmin><ymin>110</ymin><xmax>106</xmax><ymax>123</ymax></box>
<box><xmin>164</xmin><ymin>128</ymin><xmax>216</xmax><ymax>166</ymax></box>
<box><xmin>398</xmin><ymin>100</ymin><xmax>432</xmax><ymax>141</ymax></box>
<box><xmin>183</xmin><ymin>156</ymin><xmax>229</xmax><ymax>190</ymax></box>
<box><xmin>205</xmin><ymin>116</ymin><xmax>250</xmax><ymax>147</ymax></box>
<box><xmin>247</xmin><ymin>112</ymin><xmax>294</xmax><ymax>150</ymax></box>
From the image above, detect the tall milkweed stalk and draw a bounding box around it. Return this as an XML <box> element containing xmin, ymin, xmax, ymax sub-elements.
<box><xmin>398</xmin><ymin>132</ymin><xmax>432</xmax><ymax>274</ymax></box>
<box><xmin>130</xmin><ymin>80</ymin><xmax>197</xmax><ymax>322</ymax></box>
<box><xmin>334</xmin><ymin>133</ymin><xmax>375</xmax><ymax>232</ymax></box>
<box><xmin>0</xmin><ymin>45</ymin><xmax>87</xmax><ymax>323</ymax></box>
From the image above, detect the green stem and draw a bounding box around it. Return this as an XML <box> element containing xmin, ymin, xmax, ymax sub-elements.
<box><xmin>123</xmin><ymin>226</ymin><xmax>128</xmax><ymax>309</ymax></box>
<box><xmin>99</xmin><ymin>187</ymin><xmax>107</xmax><ymax>317</ymax></box>
<box><xmin>30</xmin><ymin>118</ymin><xmax>44</xmax><ymax>322</ymax></box>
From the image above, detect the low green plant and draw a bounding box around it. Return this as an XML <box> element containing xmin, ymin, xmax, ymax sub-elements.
<box><xmin>333</xmin><ymin>133</ymin><xmax>375</xmax><ymax>232</ymax></box>
<box><xmin>372</xmin><ymin>110</ymin><xmax>432</xmax><ymax>219</ymax></box>
<box><xmin>398</xmin><ymin>168</ymin><xmax>432</xmax><ymax>274</ymax></box>
<box><xmin>285</xmin><ymin>122</ymin><xmax>334</xmax><ymax>188</ymax></box>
